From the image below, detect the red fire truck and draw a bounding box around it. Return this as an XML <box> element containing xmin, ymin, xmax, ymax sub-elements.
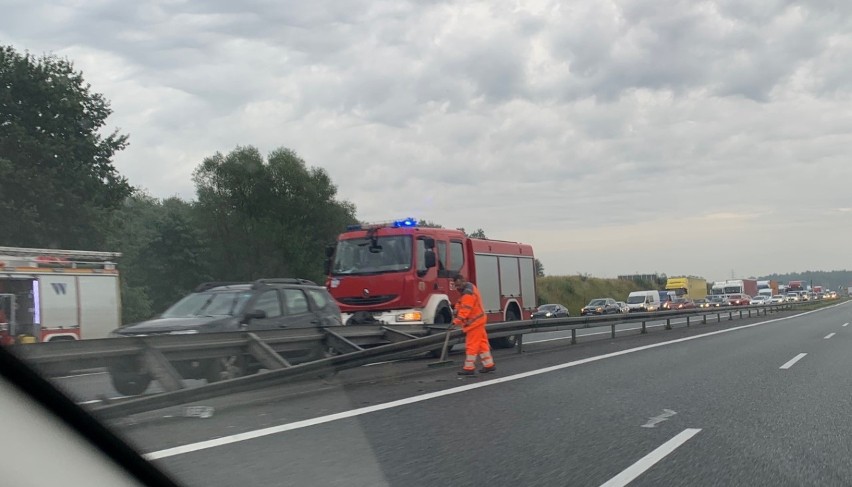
<box><xmin>324</xmin><ymin>218</ymin><xmax>537</xmax><ymax>347</ymax></box>
<box><xmin>0</xmin><ymin>246</ymin><xmax>122</xmax><ymax>345</ymax></box>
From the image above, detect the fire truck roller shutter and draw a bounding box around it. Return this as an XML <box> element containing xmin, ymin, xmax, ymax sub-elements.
<box><xmin>519</xmin><ymin>257</ymin><xmax>536</xmax><ymax>311</ymax></box>
<box><xmin>473</xmin><ymin>254</ymin><xmax>500</xmax><ymax>313</ymax></box>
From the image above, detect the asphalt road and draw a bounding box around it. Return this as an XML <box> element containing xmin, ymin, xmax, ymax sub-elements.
<box><xmin>96</xmin><ymin>301</ymin><xmax>852</xmax><ymax>486</ymax></box>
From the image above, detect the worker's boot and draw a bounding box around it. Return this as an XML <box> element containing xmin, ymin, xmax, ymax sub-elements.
<box><xmin>457</xmin><ymin>369</ymin><xmax>475</xmax><ymax>376</ymax></box>
<box><xmin>479</xmin><ymin>365</ymin><xmax>496</xmax><ymax>374</ymax></box>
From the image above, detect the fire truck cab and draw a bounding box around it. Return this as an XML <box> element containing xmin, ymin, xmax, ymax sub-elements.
<box><xmin>0</xmin><ymin>247</ymin><xmax>121</xmax><ymax>345</ymax></box>
<box><xmin>325</xmin><ymin>219</ymin><xmax>537</xmax><ymax>347</ymax></box>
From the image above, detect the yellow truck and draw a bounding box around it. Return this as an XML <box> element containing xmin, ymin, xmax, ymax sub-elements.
<box><xmin>665</xmin><ymin>276</ymin><xmax>707</xmax><ymax>300</ymax></box>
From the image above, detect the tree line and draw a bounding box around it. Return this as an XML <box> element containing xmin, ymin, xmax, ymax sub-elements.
<box><xmin>1</xmin><ymin>46</ymin><xmax>356</xmax><ymax>323</ymax></box>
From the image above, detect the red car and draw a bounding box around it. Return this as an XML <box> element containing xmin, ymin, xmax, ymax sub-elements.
<box><xmin>670</xmin><ymin>298</ymin><xmax>696</xmax><ymax>310</ymax></box>
<box><xmin>727</xmin><ymin>294</ymin><xmax>751</xmax><ymax>306</ymax></box>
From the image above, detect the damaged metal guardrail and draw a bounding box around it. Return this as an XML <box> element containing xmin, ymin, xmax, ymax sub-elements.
<box><xmin>9</xmin><ymin>300</ymin><xmax>828</xmax><ymax>420</ymax></box>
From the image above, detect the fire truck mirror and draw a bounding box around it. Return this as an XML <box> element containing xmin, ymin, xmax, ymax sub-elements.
<box><xmin>422</xmin><ymin>237</ymin><xmax>435</xmax><ymax>249</ymax></box>
<box><xmin>324</xmin><ymin>245</ymin><xmax>335</xmax><ymax>258</ymax></box>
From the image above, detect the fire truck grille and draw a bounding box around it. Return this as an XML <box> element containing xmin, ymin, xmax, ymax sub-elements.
<box><xmin>337</xmin><ymin>294</ymin><xmax>397</xmax><ymax>306</ymax></box>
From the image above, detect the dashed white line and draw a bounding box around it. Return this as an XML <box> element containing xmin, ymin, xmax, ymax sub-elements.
<box><xmin>843</xmin><ymin>323</ymin><xmax>849</xmax><ymax>327</ymax></box>
<box><xmin>599</xmin><ymin>428</ymin><xmax>702</xmax><ymax>487</ymax></box>
<box><xmin>780</xmin><ymin>353</ymin><xmax>807</xmax><ymax>370</ymax></box>
<box><xmin>77</xmin><ymin>399</ymin><xmax>102</xmax><ymax>405</ymax></box>
<box><xmin>824</xmin><ymin>333</ymin><xmax>836</xmax><ymax>339</ymax></box>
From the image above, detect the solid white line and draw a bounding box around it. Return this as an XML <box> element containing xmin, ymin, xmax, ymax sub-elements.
<box><xmin>77</xmin><ymin>399</ymin><xmax>102</xmax><ymax>405</ymax></box>
<box><xmin>780</xmin><ymin>353</ymin><xmax>807</xmax><ymax>369</ymax></box>
<box><xmin>599</xmin><ymin>428</ymin><xmax>702</xmax><ymax>487</ymax></box>
<box><xmin>824</xmin><ymin>333</ymin><xmax>836</xmax><ymax>339</ymax></box>
<box><xmin>843</xmin><ymin>323</ymin><xmax>849</xmax><ymax>327</ymax></box>
<box><xmin>144</xmin><ymin>303</ymin><xmax>844</xmax><ymax>460</ymax></box>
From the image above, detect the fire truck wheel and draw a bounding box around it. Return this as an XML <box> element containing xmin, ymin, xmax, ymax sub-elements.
<box><xmin>490</xmin><ymin>309</ymin><xmax>520</xmax><ymax>349</ymax></box>
<box><xmin>205</xmin><ymin>355</ymin><xmax>245</xmax><ymax>383</ymax></box>
<box><xmin>108</xmin><ymin>366</ymin><xmax>152</xmax><ymax>396</ymax></box>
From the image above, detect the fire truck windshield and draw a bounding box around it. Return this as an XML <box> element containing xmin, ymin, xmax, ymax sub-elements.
<box><xmin>332</xmin><ymin>236</ymin><xmax>413</xmax><ymax>275</ymax></box>
<box><xmin>161</xmin><ymin>291</ymin><xmax>253</xmax><ymax>318</ymax></box>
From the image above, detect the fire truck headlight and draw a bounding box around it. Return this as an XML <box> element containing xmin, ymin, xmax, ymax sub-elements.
<box><xmin>395</xmin><ymin>311</ymin><xmax>423</xmax><ymax>322</ymax></box>
<box><xmin>169</xmin><ymin>329</ymin><xmax>200</xmax><ymax>335</ymax></box>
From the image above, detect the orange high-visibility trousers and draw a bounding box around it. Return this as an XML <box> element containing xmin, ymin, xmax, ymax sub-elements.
<box><xmin>462</xmin><ymin>325</ymin><xmax>495</xmax><ymax>371</ymax></box>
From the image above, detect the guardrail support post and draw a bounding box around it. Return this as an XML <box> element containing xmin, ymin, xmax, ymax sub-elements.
<box><xmin>665</xmin><ymin>318</ymin><xmax>672</xmax><ymax>330</ymax></box>
<box><xmin>247</xmin><ymin>333</ymin><xmax>291</xmax><ymax>370</ymax></box>
<box><xmin>516</xmin><ymin>334</ymin><xmax>524</xmax><ymax>354</ymax></box>
<box><xmin>739</xmin><ymin>310</ymin><xmax>743</xmax><ymax>319</ymax></box>
<box><xmin>702</xmin><ymin>314</ymin><xmax>707</xmax><ymax>324</ymax></box>
<box><xmin>611</xmin><ymin>324</ymin><xmax>616</xmax><ymax>339</ymax></box>
<box><xmin>571</xmin><ymin>329</ymin><xmax>577</xmax><ymax>344</ymax></box>
<box><xmin>641</xmin><ymin>321</ymin><xmax>647</xmax><ymax>334</ymax></box>
<box><xmin>717</xmin><ymin>313</ymin><xmax>721</xmax><ymax>323</ymax></box>
<box><xmin>686</xmin><ymin>316</ymin><xmax>690</xmax><ymax>327</ymax></box>
<box><xmin>729</xmin><ymin>311</ymin><xmax>733</xmax><ymax>321</ymax></box>
<box><xmin>748</xmin><ymin>309</ymin><xmax>751</xmax><ymax>318</ymax></box>
<box><xmin>141</xmin><ymin>346</ymin><xmax>185</xmax><ymax>393</ymax></box>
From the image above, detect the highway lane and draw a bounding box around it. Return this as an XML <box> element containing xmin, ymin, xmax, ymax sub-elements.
<box><xmin>113</xmin><ymin>301</ymin><xmax>851</xmax><ymax>486</ymax></box>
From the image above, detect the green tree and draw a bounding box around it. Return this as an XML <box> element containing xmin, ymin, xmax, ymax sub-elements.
<box><xmin>107</xmin><ymin>192</ymin><xmax>211</xmax><ymax>323</ymax></box>
<box><xmin>534</xmin><ymin>258</ymin><xmax>545</xmax><ymax>277</ymax></box>
<box><xmin>193</xmin><ymin>146</ymin><xmax>356</xmax><ymax>283</ymax></box>
<box><xmin>468</xmin><ymin>228</ymin><xmax>487</xmax><ymax>239</ymax></box>
<box><xmin>0</xmin><ymin>45</ymin><xmax>131</xmax><ymax>249</ymax></box>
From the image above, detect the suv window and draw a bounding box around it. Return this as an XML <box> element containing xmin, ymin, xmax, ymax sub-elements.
<box><xmin>283</xmin><ymin>289</ymin><xmax>310</xmax><ymax>314</ymax></box>
<box><xmin>307</xmin><ymin>289</ymin><xmax>329</xmax><ymax>309</ymax></box>
<box><xmin>254</xmin><ymin>290</ymin><xmax>282</xmax><ymax>318</ymax></box>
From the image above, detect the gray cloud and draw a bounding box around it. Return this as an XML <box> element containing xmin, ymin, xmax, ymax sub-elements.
<box><xmin>3</xmin><ymin>0</ymin><xmax>852</xmax><ymax>279</ymax></box>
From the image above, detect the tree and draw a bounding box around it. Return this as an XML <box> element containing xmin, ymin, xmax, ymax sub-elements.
<box><xmin>193</xmin><ymin>146</ymin><xmax>356</xmax><ymax>283</ymax></box>
<box><xmin>417</xmin><ymin>220</ymin><xmax>443</xmax><ymax>228</ymax></box>
<box><xmin>0</xmin><ymin>45</ymin><xmax>132</xmax><ymax>249</ymax></box>
<box><xmin>535</xmin><ymin>258</ymin><xmax>545</xmax><ymax>277</ymax></box>
<box><xmin>106</xmin><ymin>192</ymin><xmax>211</xmax><ymax>322</ymax></box>
<box><xmin>468</xmin><ymin>228</ymin><xmax>487</xmax><ymax>239</ymax></box>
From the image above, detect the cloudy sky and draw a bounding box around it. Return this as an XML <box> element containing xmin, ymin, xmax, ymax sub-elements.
<box><xmin>3</xmin><ymin>0</ymin><xmax>852</xmax><ymax>281</ymax></box>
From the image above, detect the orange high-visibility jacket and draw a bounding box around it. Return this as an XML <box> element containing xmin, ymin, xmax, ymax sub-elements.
<box><xmin>453</xmin><ymin>283</ymin><xmax>487</xmax><ymax>331</ymax></box>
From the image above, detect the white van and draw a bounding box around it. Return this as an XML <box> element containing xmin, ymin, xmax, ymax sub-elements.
<box><xmin>626</xmin><ymin>290</ymin><xmax>661</xmax><ymax>312</ymax></box>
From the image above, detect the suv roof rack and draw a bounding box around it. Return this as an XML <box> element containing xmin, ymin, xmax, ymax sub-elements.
<box><xmin>193</xmin><ymin>282</ymin><xmax>247</xmax><ymax>292</ymax></box>
<box><xmin>252</xmin><ymin>278</ymin><xmax>318</xmax><ymax>288</ymax></box>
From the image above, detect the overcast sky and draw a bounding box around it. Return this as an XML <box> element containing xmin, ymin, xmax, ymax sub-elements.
<box><xmin>3</xmin><ymin>0</ymin><xmax>852</xmax><ymax>281</ymax></box>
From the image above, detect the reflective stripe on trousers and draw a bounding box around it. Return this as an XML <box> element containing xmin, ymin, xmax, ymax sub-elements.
<box><xmin>463</xmin><ymin>326</ymin><xmax>492</xmax><ymax>369</ymax></box>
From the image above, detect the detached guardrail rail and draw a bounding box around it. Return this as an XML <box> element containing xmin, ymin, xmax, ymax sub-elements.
<box><xmin>7</xmin><ymin>299</ymin><xmax>835</xmax><ymax>419</ymax></box>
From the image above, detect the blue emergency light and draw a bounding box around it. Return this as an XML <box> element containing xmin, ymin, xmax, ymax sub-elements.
<box><xmin>392</xmin><ymin>218</ymin><xmax>417</xmax><ymax>228</ymax></box>
<box><xmin>345</xmin><ymin>218</ymin><xmax>418</xmax><ymax>231</ymax></box>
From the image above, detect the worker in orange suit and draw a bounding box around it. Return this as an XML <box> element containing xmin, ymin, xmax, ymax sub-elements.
<box><xmin>452</xmin><ymin>273</ymin><xmax>495</xmax><ymax>375</ymax></box>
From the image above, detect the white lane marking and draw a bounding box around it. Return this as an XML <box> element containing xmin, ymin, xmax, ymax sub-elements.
<box><xmin>641</xmin><ymin>409</ymin><xmax>677</xmax><ymax>428</ymax></box>
<box><xmin>145</xmin><ymin>304</ymin><xmax>842</xmax><ymax>460</ymax></box>
<box><xmin>599</xmin><ymin>428</ymin><xmax>702</xmax><ymax>487</ymax></box>
<box><xmin>527</xmin><ymin>324</ymin><xmax>667</xmax><ymax>344</ymax></box>
<box><xmin>824</xmin><ymin>333</ymin><xmax>836</xmax><ymax>339</ymax></box>
<box><xmin>77</xmin><ymin>399</ymin><xmax>102</xmax><ymax>405</ymax></box>
<box><xmin>780</xmin><ymin>353</ymin><xmax>807</xmax><ymax>369</ymax></box>
<box><xmin>844</xmin><ymin>323</ymin><xmax>849</xmax><ymax>327</ymax></box>
<box><xmin>56</xmin><ymin>371</ymin><xmax>108</xmax><ymax>380</ymax></box>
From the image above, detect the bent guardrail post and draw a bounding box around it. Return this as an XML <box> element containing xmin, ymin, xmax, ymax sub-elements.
<box><xmin>141</xmin><ymin>345</ymin><xmax>185</xmax><ymax>393</ymax></box>
<box><xmin>246</xmin><ymin>333</ymin><xmax>291</xmax><ymax>370</ymax></box>
<box><xmin>325</xmin><ymin>330</ymin><xmax>365</xmax><ymax>354</ymax></box>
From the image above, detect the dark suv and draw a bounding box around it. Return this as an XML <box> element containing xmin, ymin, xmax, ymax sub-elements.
<box><xmin>108</xmin><ymin>278</ymin><xmax>342</xmax><ymax>395</ymax></box>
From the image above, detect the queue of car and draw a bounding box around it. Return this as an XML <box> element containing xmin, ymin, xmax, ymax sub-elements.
<box><xmin>534</xmin><ymin>289</ymin><xmax>838</xmax><ymax>319</ymax></box>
